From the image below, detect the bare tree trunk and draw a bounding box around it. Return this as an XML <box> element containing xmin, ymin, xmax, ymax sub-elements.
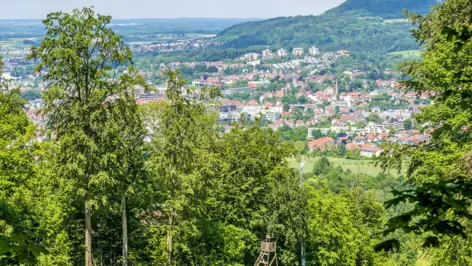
<box><xmin>122</xmin><ymin>194</ymin><xmax>129</xmax><ymax>266</ymax></box>
<box><xmin>85</xmin><ymin>201</ymin><xmax>93</xmax><ymax>266</ymax></box>
<box><xmin>167</xmin><ymin>213</ymin><xmax>173</xmax><ymax>266</ymax></box>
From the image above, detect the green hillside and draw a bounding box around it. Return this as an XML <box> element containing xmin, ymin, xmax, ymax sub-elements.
<box><xmin>329</xmin><ymin>0</ymin><xmax>438</xmax><ymax>18</ymax></box>
<box><xmin>217</xmin><ymin>0</ymin><xmax>439</xmax><ymax>53</ymax></box>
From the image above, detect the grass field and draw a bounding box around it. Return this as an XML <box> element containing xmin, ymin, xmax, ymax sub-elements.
<box><xmin>388</xmin><ymin>50</ymin><xmax>422</xmax><ymax>58</ymax></box>
<box><xmin>288</xmin><ymin>156</ymin><xmax>398</xmax><ymax>177</ymax></box>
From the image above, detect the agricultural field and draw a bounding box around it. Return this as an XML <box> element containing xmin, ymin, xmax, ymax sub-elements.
<box><xmin>288</xmin><ymin>156</ymin><xmax>400</xmax><ymax>177</ymax></box>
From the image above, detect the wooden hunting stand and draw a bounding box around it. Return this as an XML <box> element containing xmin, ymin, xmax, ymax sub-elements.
<box><xmin>254</xmin><ymin>234</ymin><xmax>278</xmax><ymax>266</ymax></box>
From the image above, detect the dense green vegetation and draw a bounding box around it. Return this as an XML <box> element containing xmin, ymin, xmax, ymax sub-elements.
<box><xmin>375</xmin><ymin>0</ymin><xmax>472</xmax><ymax>259</ymax></box>
<box><xmin>2</xmin><ymin>1</ymin><xmax>472</xmax><ymax>265</ymax></box>
<box><xmin>329</xmin><ymin>0</ymin><xmax>438</xmax><ymax>18</ymax></box>
<box><xmin>218</xmin><ymin>14</ymin><xmax>418</xmax><ymax>54</ymax></box>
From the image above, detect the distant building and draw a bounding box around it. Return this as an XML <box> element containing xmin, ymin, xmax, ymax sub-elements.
<box><xmin>247</xmin><ymin>60</ymin><xmax>261</xmax><ymax>66</ymax></box>
<box><xmin>359</xmin><ymin>144</ymin><xmax>382</xmax><ymax>157</ymax></box>
<box><xmin>308</xmin><ymin>137</ymin><xmax>334</xmax><ymax>152</ymax></box>
<box><xmin>248</xmin><ymin>81</ymin><xmax>270</xmax><ymax>88</ymax></box>
<box><xmin>338</xmin><ymin>50</ymin><xmax>350</xmax><ymax>56</ymax></box>
<box><xmin>262</xmin><ymin>49</ymin><xmax>274</xmax><ymax>58</ymax></box>
<box><xmin>292</xmin><ymin>48</ymin><xmax>304</xmax><ymax>56</ymax></box>
<box><xmin>309</xmin><ymin>46</ymin><xmax>320</xmax><ymax>55</ymax></box>
<box><xmin>243</xmin><ymin>53</ymin><xmax>260</xmax><ymax>62</ymax></box>
<box><xmin>277</xmin><ymin>48</ymin><xmax>288</xmax><ymax>57</ymax></box>
<box><xmin>27</xmin><ymin>99</ymin><xmax>43</xmax><ymax>109</ymax></box>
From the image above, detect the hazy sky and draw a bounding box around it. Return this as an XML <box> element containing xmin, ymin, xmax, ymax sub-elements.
<box><xmin>1</xmin><ymin>0</ymin><xmax>346</xmax><ymax>19</ymax></box>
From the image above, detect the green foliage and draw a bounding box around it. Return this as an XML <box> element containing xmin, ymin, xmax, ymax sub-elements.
<box><xmin>314</xmin><ymin>120</ymin><xmax>332</xmax><ymax>128</ymax></box>
<box><xmin>27</xmin><ymin>7</ymin><xmax>149</xmax><ymax>264</ymax></box>
<box><xmin>311</xmin><ymin>129</ymin><xmax>326</xmax><ymax>139</ymax></box>
<box><xmin>366</xmin><ymin>113</ymin><xmax>384</xmax><ymax>124</ymax></box>
<box><xmin>312</xmin><ymin>157</ymin><xmax>332</xmax><ymax>177</ymax></box>
<box><xmin>331</xmin><ymin>0</ymin><xmax>437</xmax><ymax>18</ymax></box>
<box><xmin>403</xmin><ymin>118</ymin><xmax>412</xmax><ymax>130</ymax></box>
<box><xmin>226</xmin><ymin>92</ymin><xmax>251</xmax><ymax>102</ymax></box>
<box><xmin>0</xmin><ymin>68</ymin><xmax>54</xmax><ymax>264</ymax></box>
<box><xmin>377</xmin><ymin>0</ymin><xmax>472</xmax><ymax>251</ymax></box>
<box><xmin>305</xmin><ymin>182</ymin><xmax>385</xmax><ymax>266</ymax></box>
<box><xmin>278</xmin><ymin>125</ymin><xmax>308</xmax><ymax>141</ymax></box>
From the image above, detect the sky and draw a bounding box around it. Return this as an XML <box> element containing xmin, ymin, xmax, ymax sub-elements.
<box><xmin>0</xmin><ymin>0</ymin><xmax>346</xmax><ymax>19</ymax></box>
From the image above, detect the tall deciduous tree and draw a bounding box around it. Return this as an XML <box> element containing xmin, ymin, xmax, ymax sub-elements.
<box><xmin>28</xmin><ymin>8</ymin><xmax>145</xmax><ymax>265</ymax></box>
<box><xmin>144</xmin><ymin>70</ymin><xmax>220</xmax><ymax>265</ymax></box>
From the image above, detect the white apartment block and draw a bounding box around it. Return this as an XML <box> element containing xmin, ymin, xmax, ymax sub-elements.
<box><xmin>292</xmin><ymin>48</ymin><xmax>304</xmax><ymax>56</ymax></box>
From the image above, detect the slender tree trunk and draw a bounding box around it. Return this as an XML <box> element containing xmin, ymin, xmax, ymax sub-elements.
<box><xmin>167</xmin><ymin>213</ymin><xmax>173</xmax><ymax>266</ymax></box>
<box><xmin>121</xmin><ymin>194</ymin><xmax>129</xmax><ymax>266</ymax></box>
<box><xmin>85</xmin><ymin>200</ymin><xmax>93</xmax><ymax>266</ymax></box>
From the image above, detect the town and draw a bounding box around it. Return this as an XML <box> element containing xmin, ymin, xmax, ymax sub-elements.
<box><xmin>2</xmin><ymin>43</ymin><xmax>432</xmax><ymax>158</ymax></box>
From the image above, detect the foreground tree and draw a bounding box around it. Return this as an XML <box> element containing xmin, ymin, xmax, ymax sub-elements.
<box><xmin>0</xmin><ymin>57</ymin><xmax>51</xmax><ymax>264</ymax></box>
<box><xmin>107</xmin><ymin>84</ymin><xmax>148</xmax><ymax>266</ymax></box>
<box><xmin>28</xmin><ymin>8</ymin><xmax>146</xmax><ymax>265</ymax></box>
<box><xmin>144</xmin><ymin>70</ymin><xmax>221</xmax><ymax>265</ymax></box>
<box><xmin>377</xmin><ymin>0</ymin><xmax>472</xmax><ymax>250</ymax></box>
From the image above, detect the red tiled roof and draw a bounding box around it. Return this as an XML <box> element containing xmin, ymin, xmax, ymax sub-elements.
<box><xmin>308</xmin><ymin>137</ymin><xmax>334</xmax><ymax>151</ymax></box>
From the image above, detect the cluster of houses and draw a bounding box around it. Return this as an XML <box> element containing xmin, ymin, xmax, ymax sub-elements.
<box><xmin>307</xmin><ymin>130</ymin><xmax>431</xmax><ymax>157</ymax></box>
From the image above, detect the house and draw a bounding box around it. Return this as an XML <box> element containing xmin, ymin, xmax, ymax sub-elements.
<box><xmin>308</xmin><ymin>137</ymin><xmax>334</xmax><ymax>152</ymax></box>
<box><xmin>346</xmin><ymin>143</ymin><xmax>359</xmax><ymax>152</ymax></box>
<box><xmin>283</xmin><ymin>120</ymin><xmax>294</xmax><ymax>127</ymax></box>
<box><xmin>366</xmin><ymin>133</ymin><xmax>378</xmax><ymax>142</ymax></box>
<box><xmin>292</xmin><ymin>48</ymin><xmax>304</xmax><ymax>56</ymax></box>
<box><xmin>277</xmin><ymin>48</ymin><xmax>288</xmax><ymax>57</ymax></box>
<box><xmin>378</xmin><ymin>132</ymin><xmax>390</xmax><ymax>139</ymax></box>
<box><xmin>262</xmin><ymin>49</ymin><xmax>274</xmax><ymax>58</ymax></box>
<box><xmin>359</xmin><ymin>144</ymin><xmax>382</xmax><ymax>157</ymax></box>
<box><xmin>243</xmin><ymin>53</ymin><xmax>259</xmax><ymax>62</ymax></box>
<box><xmin>353</xmin><ymin>136</ymin><xmax>366</xmax><ymax>145</ymax></box>
<box><xmin>309</xmin><ymin>46</ymin><xmax>319</xmax><ymax>55</ymax></box>
<box><xmin>336</xmin><ymin>132</ymin><xmax>349</xmax><ymax>142</ymax></box>
<box><xmin>275</xmin><ymin>89</ymin><xmax>285</xmax><ymax>98</ymax></box>
<box><xmin>247</xmin><ymin>99</ymin><xmax>258</xmax><ymax>106</ymax></box>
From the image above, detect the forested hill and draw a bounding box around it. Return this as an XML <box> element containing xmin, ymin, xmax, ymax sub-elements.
<box><xmin>328</xmin><ymin>0</ymin><xmax>439</xmax><ymax>18</ymax></box>
<box><xmin>217</xmin><ymin>0</ymin><xmax>439</xmax><ymax>53</ymax></box>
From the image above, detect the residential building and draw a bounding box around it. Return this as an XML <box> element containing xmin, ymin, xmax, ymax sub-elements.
<box><xmin>359</xmin><ymin>144</ymin><xmax>382</xmax><ymax>157</ymax></box>
<box><xmin>277</xmin><ymin>48</ymin><xmax>288</xmax><ymax>57</ymax></box>
<box><xmin>309</xmin><ymin>46</ymin><xmax>319</xmax><ymax>55</ymax></box>
<box><xmin>262</xmin><ymin>49</ymin><xmax>274</xmax><ymax>58</ymax></box>
<box><xmin>308</xmin><ymin>137</ymin><xmax>334</xmax><ymax>152</ymax></box>
<box><xmin>243</xmin><ymin>53</ymin><xmax>259</xmax><ymax>62</ymax></box>
<box><xmin>292</xmin><ymin>48</ymin><xmax>304</xmax><ymax>56</ymax></box>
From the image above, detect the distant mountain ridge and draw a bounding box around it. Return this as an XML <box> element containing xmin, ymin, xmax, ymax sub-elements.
<box><xmin>328</xmin><ymin>0</ymin><xmax>439</xmax><ymax>18</ymax></box>
<box><xmin>217</xmin><ymin>0</ymin><xmax>439</xmax><ymax>54</ymax></box>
